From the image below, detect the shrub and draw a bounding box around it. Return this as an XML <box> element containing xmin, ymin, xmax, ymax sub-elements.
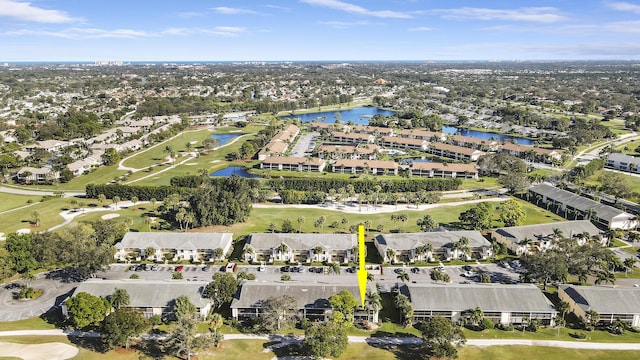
<box><xmin>18</xmin><ymin>286</ymin><xmax>42</xmax><ymax>299</ymax></box>
<box><xmin>129</xmin><ymin>274</ymin><xmax>140</xmax><ymax>279</ymax></box>
<box><xmin>480</xmin><ymin>318</ymin><xmax>494</xmax><ymax>330</ymax></box>
<box><xmin>281</xmin><ymin>274</ymin><xmax>292</xmax><ymax>281</ymax></box>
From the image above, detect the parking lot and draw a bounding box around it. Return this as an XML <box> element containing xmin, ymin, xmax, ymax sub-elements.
<box><xmin>97</xmin><ymin>262</ymin><xmax>523</xmax><ymax>286</ymax></box>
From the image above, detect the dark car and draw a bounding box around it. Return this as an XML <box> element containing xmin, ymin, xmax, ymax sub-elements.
<box><xmin>281</xmin><ymin>265</ymin><xmax>290</xmax><ymax>272</ymax></box>
<box><xmin>410</xmin><ymin>267</ymin><xmax>420</xmax><ymax>274</ymax></box>
<box><xmin>175</xmin><ymin>265</ymin><xmax>185</xmax><ymax>272</ymax></box>
<box><xmin>394</xmin><ymin>268</ymin><xmax>404</xmax><ymax>274</ymax></box>
<box><xmin>462</xmin><ymin>265</ymin><xmax>473</xmax><ymax>271</ymax></box>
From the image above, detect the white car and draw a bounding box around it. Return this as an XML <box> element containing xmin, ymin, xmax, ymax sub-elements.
<box><xmin>258</xmin><ymin>262</ymin><xmax>266</xmax><ymax>272</ymax></box>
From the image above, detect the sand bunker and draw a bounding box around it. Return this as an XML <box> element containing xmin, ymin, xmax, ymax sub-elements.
<box><xmin>101</xmin><ymin>213</ymin><xmax>120</xmax><ymax>220</ymax></box>
<box><xmin>0</xmin><ymin>342</ymin><xmax>79</xmax><ymax>360</ymax></box>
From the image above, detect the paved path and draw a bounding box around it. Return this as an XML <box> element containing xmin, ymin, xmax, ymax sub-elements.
<box><xmin>4</xmin><ymin>331</ymin><xmax>638</xmax><ymax>351</ymax></box>
<box><xmin>254</xmin><ymin>197</ymin><xmax>509</xmax><ymax>215</ymax></box>
<box><xmin>0</xmin><ymin>272</ymin><xmax>79</xmax><ymax>322</ymax></box>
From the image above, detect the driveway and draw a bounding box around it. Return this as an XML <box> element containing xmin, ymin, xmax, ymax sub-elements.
<box><xmin>0</xmin><ymin>270</ymin><xmax>80</xmax><ymax>322</ymax></box>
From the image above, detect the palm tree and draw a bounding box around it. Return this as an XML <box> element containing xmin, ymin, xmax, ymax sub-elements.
<box><xmin>314</xmin><ymin>245</ymin><xmax>324</xmax><ymax>261</ymax></box>
<box><xmin>586</xmin><ymin>309</ymin><xmax>600</xmax><ymax>328</ymax></box>
<box><xmin>329</xmin><ymin>262</ymin><xmax>341</xmax><ymax>275</ymax></box>
<box><xmin>277</xmin><ymin>243</ymin><xmax>289</xmax><ymax>260</ymax></box>
<box><xmin>386</xmin><ymin>248</ymin><xmax>396</xmax><ymax>264</ymax></box>
<box><xmin>555</xmin><ymin>315</ymin><xmax>566</xmax><ymax>337</ymax></box>
<box><xmin>466</xmin><ymin>307</ymin><xmax>484</xmax><ymax>328</ymax></box>
<box><xmin>112</xmin><ymin>195</ymin><xmax>121</xmax><ymax>210</ymax></box>
<box><xmin>397</xmin><ymin>270</ymin><xmax>410</xmax><ymax>283</ymax></box>
<box><xmin>556</xmin><ymin>300</ymin><xmax>571</xmax><ymax>322</ymax></box>
<box><xmin>110</xmin><ymin>288</ymin><xmax>130</xmax><ymax>310</ymax></box>
<box><xmin>297</xmin><ymin>216</ymin><xmax>305</xmax><ymax>233</ymax></box>
<box><xmin>624</xmin><ymin>258</ymin><xmax>636</xmax><ymax>275</ymax></box>
<box><xmin>30</xmin><ymin>211</ymin><xmax>40</xmax><ymax>227</ymax></box>
<box><xmin>365</xmin><ymin>290</ymin><xmax>383</xmax><ymax>323</ymax></box>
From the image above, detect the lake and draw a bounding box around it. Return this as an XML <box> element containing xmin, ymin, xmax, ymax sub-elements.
<box><xmin>211</xmin><ymin>133</ymin><xmax>241</xmax><ymax>146</ymax></box>
<box><xmin>279</xmin><ymin>107</ymin><xmax>396</xmax><ymax>125</ymax></box>
<box><xmin>280</xmin><ymin>107</ymin><xmax>533</xmax><ymax>145</ymax></box>
<box><xmin>442</xmin><ymin>126</ymin><xmax>533</xmax><ymax>145</ymax></box>
<box><xmin>210</xmin><ymin>166</ymin><xmax>261</xmax><ymax>178</ymax></box>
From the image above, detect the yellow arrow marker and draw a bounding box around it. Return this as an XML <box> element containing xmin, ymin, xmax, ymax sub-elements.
<box><xmin>357</xmin><ymin>225</ymin><xmax>368</xmax><ymax>308</ymax></box>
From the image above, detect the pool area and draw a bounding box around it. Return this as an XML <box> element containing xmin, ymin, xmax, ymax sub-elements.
<box><xmin>210</xmin><ymin>166</ymin><xmax>261</xmax><ymax>178</ymax></box>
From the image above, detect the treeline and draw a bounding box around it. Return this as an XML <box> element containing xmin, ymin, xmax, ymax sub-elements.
<box><xmin>552</xmin><ymin>119</ymin><xmax>615</xmax><ymax>148</ymax></box>
<box><xmin>86</xmin><ymin>184</ymin><xmax>193</xmax><ymax>201</ymax></box>
<box><xmin>267</xmin><ymin>177</ymin><xmax>461</xmax><ymax>193</ymax></box>
<box><xmin>1</xmin><ymin>219</ymin><xmax>128</xmax><ymax>279</ymax></box>
<box><xmin>169</xmin><ymin>175</ymin><xmax>261</xmax><ymax>189</ymax></box>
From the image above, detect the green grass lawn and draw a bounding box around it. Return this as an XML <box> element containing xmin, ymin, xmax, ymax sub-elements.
<box><xmin>463</xmin><ymin>326</ymin><xmax>640</xmax><ymax>343</ymax></box>
<box><xmin>0</xmin><ymin>317</ymin><xmax>57</xmax><ymax>331</ymax></box>
<box><xmin>585</xmin><ymin>169</ymin><xmax>640</xmax><ymax>203</ymax></box>
<box><xmin>0</xmin><ymin>197</ymin><xmax>78</xmax><ymax>234</ymax></box>
<box><xmin>194</xmin><ymin>198</ymin><xmax>564</xmax><ymax>241</ymax></box>
<box><xmin>620</xmin><ymin>246</ymin><xmax>639</xmax><ymax>255</ymax></box>
<box><xmin>459</xmin><ymin>346</ymin><xmax>639</xmax><ymax>360</ymax></box>
<box><xmin>0</xmin><ymin>193</ymin><xmax>42</xmax><ymax>213</ymax></box>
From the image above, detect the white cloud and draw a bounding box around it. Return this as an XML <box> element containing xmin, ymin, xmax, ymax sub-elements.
<box><xmin>0</xmin><ymin>0</ymin><xmax>80</xmax><ymax>23</ymax></box>
<box><xmin>607</xmin><ymin>1</ymin><xmax>640</xmax><ymax>14</ymax></box>
<box><xmin>177</xmin><ymin>11</ymin><xmax>206</xmax><ymax>18</ymax></box>
<box><xmin>409</xmin><ymin>27</ymin><xmax>432</xmax><ymax>31</ymax></box>
<box><xmin>211</xmin><ymin>7</ymin><xmax>257</xmax><ymax>15</ymax></box>
<box><xmin>432</xmin><ymin>7</ymin><xmax>566</xmax><ymax>23</ymax></box>
<box><xmin>4</xmin><ymin>28</ymin><xmax>151</xmax><ymax>39</ymax></box>
<box><xmin>265</xmin><ymin>5</ymin><xmax>291</xmax><ymax>12</ymax></box>
<box><xmin>301</xmin><ymin>0</ymin><xmax>412</xmax><ymax>19</ymax></box>
<box><xmin>318</xmin><ymin>20</ymin><xmax>370</xmax><ymax>29</ymax></box>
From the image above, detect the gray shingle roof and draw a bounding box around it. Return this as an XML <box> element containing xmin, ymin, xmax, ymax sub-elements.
<box><xmin>71</xmin><ymin>279</ymin><xmax>211</xmax><ymax>308</ymax></box>
<box><xmin>115</xmin><ymin>232</ymin><xmax>233</xmax><ymax>251</ymax></box>
<box><xmin>246</xmin><ymin>233</ymin><xmax>357</xmax><ymax>251</ymax></box>
<box><xmin>375</xmin><ymin>231</ymin><xmax>490</xmax><ymax>251</ymax></box>
<box><xmin>608</xmin><ymin>153</ymin><xmax>640</xmax><ymax>166</ymax></box>
<box><xmin>529</xmin><ymin>183</ymin><xmax>633</xmax><ymax>223</ymax></box>
<box><xmin>230</xmin><ymin>281</ymin><xmax>373</xmax><ymax>309</ymax></box>
<box><xmin>403</xmin><ymin>283</ymin><xmax>556</xmax><ymax>313</ymax></box>
<box><xmin>492</xmin><ymin>220</ymin><xmax>601</xmax><ymax>245</ymax></box>
<box><xmin>559</xmin><ymin>285</ymin><xmax>640</xmax><ymax>314</ymax></box>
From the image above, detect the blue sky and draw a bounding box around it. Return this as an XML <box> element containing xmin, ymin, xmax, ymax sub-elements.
<box><xmin>1</xmin><ymin>0</ymin><xmax>640</xmax><ymax>61</ymax></box>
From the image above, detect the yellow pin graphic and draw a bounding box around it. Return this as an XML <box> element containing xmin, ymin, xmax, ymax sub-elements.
<box><xmin>357</xmin><ymin>225</ymin><xmax>367</xmax><ymax>308</ymax></box>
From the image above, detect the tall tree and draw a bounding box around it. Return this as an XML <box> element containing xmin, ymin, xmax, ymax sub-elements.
<box><xmin>417</xmin><ymin>214</ymin><xmax>438</xmax><ymax>232</ymax></box>
<box><xmin>101</xmin><ymin>308</ymin><xmax>149</xmax><ymax>349</ymax></box>
<box><xmin>65</xmin><ymin>292</ymin><xmax>111</xmax><ymax>329</ymax></box>
<box><xmin>110</xmin><ymin>288</ymin><xmax>130</xmax><ymax>310</ymax></box>
<box><xmin>203</xmin><ymin>272</ymin><xmax>239</xmax><ymax>309</ymax></box>
<box><xmin>415</xmin><ymin>316</ymin><xmax>466</xmax><ymax>359</ymax></box>
<box><xmin>498</xmin><ymin>200</ymin><xmax>526</xmax><ymax>226</ymax></box>
<box><xmin>303</xmin><ymin>321</ymin><xmax>348</xmax><ymax>358</ymax></box>
<box><xmin>260</xmin><ymin>295</ymin><xmax>298</xmax><ymax>331</ymax></box>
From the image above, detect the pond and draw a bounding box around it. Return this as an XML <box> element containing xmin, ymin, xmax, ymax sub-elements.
<box><xmin>210</xmin><ymin>166</ymin><xmax>261</xmax><ymax>178</ymax></box>
<box><xmin>279</xmin><ymin>107</ymin><xmax>396</xmax><ymax>125</ymax></box>
<box><xmin>211</xmin><ymin>133</ymin><xmax>241</xmax><ymax>146</ymax></box>
<box><xmin>279</xmin><ymin>107</ymin><xmax>533</xmax><ymax>145</ymax></box>
<box><xmin>442</xmin><ymin>126</ymin><xmax>533</xmax><ymax>145</ymax></box>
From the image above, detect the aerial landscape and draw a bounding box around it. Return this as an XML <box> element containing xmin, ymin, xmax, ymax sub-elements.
<box><xmin>2</xmin><ymin>1</ymin><xmax>640</xmax><ymax>360</ymax></box>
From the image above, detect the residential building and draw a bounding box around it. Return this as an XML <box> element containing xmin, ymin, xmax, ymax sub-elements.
<box><xmin>491</xmin><ymin>220</ymin><xmax>605</xmax><ymax>255</ymax></box>
<box><xmin>428</xmin><ymin>142</ymin><xmax>485</xmax><ymax>162</ymax></box>
<box><xmin>528</xmin><ymin>183</ymin><xmax>638</xmax><ymax>230</ymax></box>
<box><xmin>374</xmin><ymin>231</ymin><xmax>492</xmax><ymax>263</ymax></box>
<box><xmin>61</xmin><ymin>279</ymin><xmax>212</xmax><ymax>319</ymax></box>
<box><xmin>397</xmin><ymin>129</ymin><xmax>446</xmax><ymax>142</ymax></box>
<box><xmin>231</xmin><ymin>282</ymin><xmax>377</xmax><ymax>322</ymax></box>
<box><xmin>317</xmin><ymin>144</ymin><xmax>380</xmax><ymax>160</ymax></box>
<box><xmin>114</xmin><ymin>232</ymin><xmax>233</xmax><ymax>262</ymax></box>
<box><xmin>559</xmin><ymin>285</ymin><xmax>640</xmax><ymax>327</ymax></box>
<box><xmin>260</xmin><ymin>156</ymin><xmax>326</xmax><ymax>172</ymax></box>
<box><xmin>350</xmin><ymin>125</ymin><xmax>394</xmax><ymax>137</ymax></box>
<box><xmin>410</xmin><ymin>162</ymin><xmax>478</xmax><ymax>179</ymax></box>
<box><xmin>605</xmin><ymin>153</ymin><xmax>640</xmax><ymax>174</ymax></box>
<box><xmin>243</xmin><ymin>233</ymin><xmax>358</xmax><ymax>264</ymax></box>
<box><xmin>402</xmin><ymin>283</ymin><xmax>556</xmax><ymax>326</ymax></box>
<box><xmin>330</xmin><ymin>131</ymin><xmax>375</xmax><ymax>145</ymax></box>
<box><xmin>332</xmin><ymin>159</ymin><xmax>398</xmax><ymax>175</ymax></box>
<box><xmin>16</xmin><ymin>166</ymin><xmax>60</xmax><ymax>184</ymax></box>
<box><xmin>379</xmin><ymin>136</ymin><xmax>428</xmax><ymax>151</ymax></box>
<box><xmin>23</xmin><ymin>139</ymin><xmax>69</xmax><ymax>153</ymax></box>
<box><xmin>257</xmin><ymin>124</ymin><xmax>300</xmax><ymax>160</ymax></box>
<box><xmin>499</xmin><ymin>142</ymin><xmax>563</xmax><ymax>163</ymax></box>
<box><xmin>451</xmin><ymin>135</ymin><xmax>499</xmax><ymax>151</ymax></box>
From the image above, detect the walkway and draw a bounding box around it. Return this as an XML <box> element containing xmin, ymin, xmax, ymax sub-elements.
<box><xmin>2</xmin><ymin>331</ymin><xmax>640</xmax><ymax>351</ymax></box>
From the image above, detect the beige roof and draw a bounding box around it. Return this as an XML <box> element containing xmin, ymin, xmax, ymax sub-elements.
<box><xmin>334</xmin><ymin>159</ymin><xmax>398</xmax><ymax>169</ymax></box>
<box><xmin>331</xmin><ymin>131</ymin><xmax>375</xmax><ymax>141</ymax></box>
<box><xmin>262</xmin><ymin>156</ymin><xmax>325</xmax><ymax>166</ymax></box>
<box><xmin>381</xmin><ymin>136</ymin><xmax>426</xmax><ymax>146</ymax></box>
<box><xmin>398</xmin><ymin>129</ymin><xmax>444</xmax><ymax>139</ymax></box>
<box><xmin>430</xmin><ymin>142</ymin><xmax>484</xmax><ymax>156</ymax></box>
<box><xmin>410</xmin><ymin>162</ymin><xmax>478</xmax><ymax>173</ymax></box>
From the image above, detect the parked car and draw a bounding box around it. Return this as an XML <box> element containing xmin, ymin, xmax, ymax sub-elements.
<box><xmin>258</xmin><ymin>263</ymin><xmax>266</xmax><ymax>272</ymax></box>
<box><xmin>225</xmin><ymin>262</ymin><xmax>237</xmax><ymax>273</ymax></box>
<box><xmin>281</xmin><ymin>265</ymin><xmax>291</xmax><ymax>272</ymax></box>
<box><xmin>411</xmin><ymin>267</ymin><xmax>420</xmax><ymax>274</ymax></box>
<box><xmin>462</xmin><ymin>265</ymin><xmax>473</xmax><ymax>271</ymax></box>
<box><xmin>175</xmin><ymin>265</ymin><xmax>184</xmax><ymax>272</ymax></box>
<box><xmin>202</xmin><ymin>265</ymin><xmax>210</xmax><ymax>271</ymax></box>
<box><xmin>150</xmin><ymin>264</ymin><xmax>159</xmax><ymax>271</ymax></box>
